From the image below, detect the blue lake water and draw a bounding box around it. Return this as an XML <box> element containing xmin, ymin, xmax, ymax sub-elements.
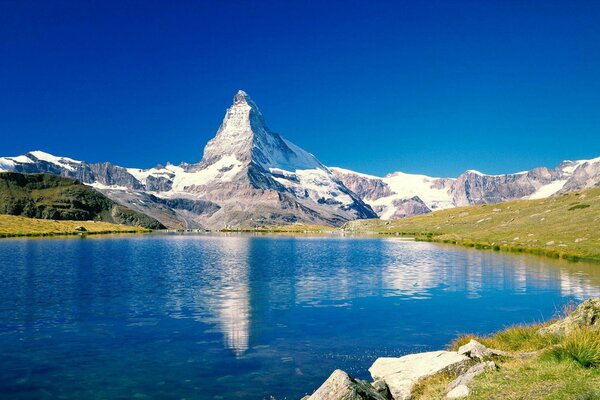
<box><xmin>1</xmin><ymin>233</ymin><xmax>599</xmax><ymax>399</ymax></box>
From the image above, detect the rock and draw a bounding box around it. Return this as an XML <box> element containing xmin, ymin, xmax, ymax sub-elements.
<box><xmin>369</xmin><ymin>351</ymin><xmax>471</xmax><ymax>400</ymax></box>
<box><xmin>446</xmin><ymin>361</ymin><xmax>496</xmax><ymax>392</ymax></box>
<box><xmin>306</xmin><ymin>369</ymin><xmax>387</xmax><ymax>400</ymax></box>
<box><xmin>371</xmin><ymin>380</ymin><xmax>391</xmax><ymax>399</ymax></box>
<box><xmin>457</xmin><ymin>340</ymin><xmax>492</xmax><ymax>361</ymax></box>
<box><xmin>446</xmin><ymin>385</ymin><xmax>470</xmax><ymax>398</ymax></box>
<box><xmin>74</xmin><ymin>226</ymin><xmax>87</xmax><ymax>232</ymax></box>
<box><xmin>538</xmin><ymin>298</ymin><xmax>600</xmax><ymax>336</ymax></box>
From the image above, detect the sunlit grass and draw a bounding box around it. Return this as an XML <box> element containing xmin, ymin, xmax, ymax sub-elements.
<box><xmin>344</xmin><ymin>187</ymin><xmax>600</xmax><ymax>263</ymax></box>
<box><xmin>451</xmin><ymin>323</ymin><xmax>561</xmax><ymax>353</ymax></box>
<box><xmin>0</xmin><ymin>214</ymin><xmax>150</xmax><ymax>238</ymax></box>
<box><xmin>415</xmin><ymin>322</ymin><xmax>600</xmax><ymax>399</ymax></box>
<box><xmin>549</xmin><ymin>328</ymin><xmax>600</xmax><ymax>368</ymax></box>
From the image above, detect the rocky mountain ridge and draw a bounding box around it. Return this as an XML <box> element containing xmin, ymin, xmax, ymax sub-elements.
<box><xmin>332</xmin><ymin>155</ymin><xmax>600</xmax><ymax>220</ymax></box>
<box><xmin>0</xmin><ymin>91</ymin><xmax>376</xmax><ymax>228</ymax></box>
<box><xmin>1</xmin><ymin>90</ymin><xmax>599</xmax><ymax>226</ymax></box>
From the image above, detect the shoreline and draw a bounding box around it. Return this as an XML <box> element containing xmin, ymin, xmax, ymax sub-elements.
<box><xmin>0</xmin><ymin>229</ymin><xmax>150</xmax><ymax>239</ymax></box>
<box><xmin>303</xmin><ymin>298</ymin><xmax>600</xmax><ymax>399</ymax></box>
<box><xmin>2</xmin><ymin>215</ymin><xmax>598</xmax><ymax>265</ymax></box>
<box><xmin>0</xmin><ymin>214</ymin><xmax>151</xmax><ymax>239</ymax></box>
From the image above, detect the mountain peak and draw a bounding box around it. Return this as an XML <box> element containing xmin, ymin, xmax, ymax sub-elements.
<box><xmin>232</xmin><ymin>90</ymin><xmax>260</xmax><ymax>111</ymax></box>
<box><xmin>233</xmin><ymin>89</ymin><xmax>249</xmax><ymax>103</ymax></box>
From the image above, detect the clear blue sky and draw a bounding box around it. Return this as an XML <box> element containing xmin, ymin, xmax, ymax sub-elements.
<box><xmin>1</xmin><ymin>0</ymin><xmax>599</xmax><ymax>177</ymax></box>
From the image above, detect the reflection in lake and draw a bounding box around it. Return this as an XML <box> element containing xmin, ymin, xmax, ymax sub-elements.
<box><xmin>0</xmin><ymin>234</ymin><xmax>599</xmax><ymax>399</ymax></box>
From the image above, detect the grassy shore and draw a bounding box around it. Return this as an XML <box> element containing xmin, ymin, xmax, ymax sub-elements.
<box><xmin>413</xmin><ymin>321</ymin><xmax>600</xmax><ymax>399</ymax></box>
<box><xmin>344</xmin><ymin>187</ymin><xmax>600</xmax><ymax>263</ymax></box>
<box><xmin>219</xmin><ymin>223</ymin><xmax>337</xmax><ymax>234</ymax></box>
<box><xmin>0</xmin><ymin>214</ymin><xmax>151</xmax><ymax>238</ymax></box>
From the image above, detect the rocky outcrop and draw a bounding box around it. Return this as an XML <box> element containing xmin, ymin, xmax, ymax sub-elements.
<box><xmin>445</xmin><ymin>361</ymin><xmax>496</xmax><ymax>398</ymax></box>
<box><xmin>369</xmin><ymin>351</ymin><xmax>471</xmax><ymax>400</ymax></box>
<box><xmin>450</xmin><ymin>167</ymin><xmax>558</xmax><ymax>206</ymax></box>
<box><xmin>331</xmin><ymin>168</ymin><xmax>393</xmax><ymax>201</ymax></box>
<box><xmin>538</xmin><ymin>298</ymin><xmax>600</xmax><ymax>336</ymax></box>
<box><xmin>303</xmin><ymin>369</ymin><xmax>387</xmax><ymax>400</ymax></box>
<box><xmin>387</xmin><ymin>196</ymin><xmax>431</xmax><ymax>219</ymax></box>
<box><xmin>559</xmin><ymin>158</ymin><xmax>600</xmax><ymax>193</ymax></box>
<box><xmin>306</xmin><ymin>298</ymin><xmax>600</xmax><ymax>400</ymax></box>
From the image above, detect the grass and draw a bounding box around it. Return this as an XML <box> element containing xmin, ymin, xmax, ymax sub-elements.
<box><xmin>343</xmin><ymin>187</ymin><xmax>600</xmax><ymax>263</ymax></box>
<box><xmin>219</xmin><ymin>223</ymin><xmax>337</xmax><ymax>234</ymax></box>
<box><xmin>412</xmin><ymin>322</ymin><xmax>600</xmax><ymax>399</ymax></box>
<box><xmin>450</xmin><ymin>323</ymin><xmax>562</xmax><ymax>353</ymax></box>
<box><xmin>549</xmin><ymin>329</ymin><xmax>600</xmax><ymax>368</ymax></box>
<box><xmin>0</xmin><ymin>172</ymin><xmax>164</xmax><ymax>228</ymax></box>
<box><xmin>0</xmin><ymin>214</ymin><xmax>151</xmax><ymax>238</ymax></box>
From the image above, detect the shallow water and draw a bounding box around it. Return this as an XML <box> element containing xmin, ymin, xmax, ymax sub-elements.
<box><xmin>0</xmin><ymin>233</ymin><xmax>599</xmax><ymax>399</ymax></box>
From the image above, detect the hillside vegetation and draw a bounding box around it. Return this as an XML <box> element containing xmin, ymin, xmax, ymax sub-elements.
<box><xmin>0</xmin><ymin>172</ymin><xmax>164</xmax><ymax>229</ymax></box>
<box><xmin>344</xmin><ymin>187</ymin><xmax>600</xmax><ymax>263</ymax></box>
<box><xmin>413</xmin><ymin>299</ymin><xmax>600</xmax><ymax>399</ymax></box>
<box><xmin>0</xmin><ymin>214</ymin><xmax>150</xmax><ymax>238</ymax></box>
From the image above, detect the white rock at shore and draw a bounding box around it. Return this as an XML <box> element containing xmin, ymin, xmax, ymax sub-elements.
<box><xmin>369</xmin><ymin>351</ymin><xmax>471</xmax><ymax>400</ymax></box>
<box><xmin>304</xmin><ymin>369</ymin><xmax>387</xmax><ymax>400</ymax></box>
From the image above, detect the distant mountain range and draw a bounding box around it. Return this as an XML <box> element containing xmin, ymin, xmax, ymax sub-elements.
<box><xmin>1</xmin><ymin>90</ymin><xmax>599</xmax><ymax>228</ymax></box>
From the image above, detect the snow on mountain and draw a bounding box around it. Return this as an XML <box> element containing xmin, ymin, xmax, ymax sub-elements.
<box><xmin>528</xmin><ymin>179</ymin><xmax>568</xmax><ymax>200</ymax></box>
<box><xmin>331</xmin><ymin>168</ymin><xmax>454</xmax><ymax>219</ymax></box>
<box><xmin>0</xmin><ymin>91</ymin><xmax>376</xmax><ymax>228</ymax></box>
<box><xmin>333</xmin><ymin>156</ymin><xmax>600</xmax><ymax>220</ymax></box>
<box><xmin>0</xmin><ymin>150</ymin><xmax>81</xmax><ymax>172</ymax></box>
<box><xmin>1</xmin><ymin>90</ymin><xmax>599</xmax><ymax>225</ymax></box>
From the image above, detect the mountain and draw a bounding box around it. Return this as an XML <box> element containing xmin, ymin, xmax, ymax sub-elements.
<box><xmin>1</xmin><ymin>90</ymin><xmax>599</xmax><ymax>225</ymax></box>
<box><xmin>0</xmin><ymin>172</ymin><xmax>164</xmax><ymax>229</ymax></box>
<box><xmin>332</xmin><ymin>156</ymin><xmax>600</xmax><ymax>219</ymax></box>
<box><xmin>0</xmin><ymin>91</ymin><xmax>376</xmax><ymax>228</ymax></box>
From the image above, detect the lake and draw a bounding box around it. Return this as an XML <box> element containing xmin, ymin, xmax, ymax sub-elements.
<box><xmin>1</xmin><ymin>233</ymin><xmax>599</xmax><ymax>399</ymax></box>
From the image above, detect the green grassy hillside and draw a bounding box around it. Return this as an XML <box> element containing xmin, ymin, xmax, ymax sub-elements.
<box><xmin>0</xmin><ymin>172</ymin><xmax>164</xmax><ymax>229</ymax></box>
<box><xmin>344</xmin><ymin>187</ymin><xmax>600</xmax><ymax>262</ymax></box>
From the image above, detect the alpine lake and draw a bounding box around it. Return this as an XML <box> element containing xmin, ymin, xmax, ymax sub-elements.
<box><xmin>1</xmin><ymin>233</ymin><xmax>599</xmax><ymax>399</ymax></box>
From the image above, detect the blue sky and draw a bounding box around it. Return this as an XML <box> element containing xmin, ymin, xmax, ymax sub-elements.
<box><xmin>1</xmin><ymin>0</ymin><xmax>599</xmax><ymax>177</ymax></box>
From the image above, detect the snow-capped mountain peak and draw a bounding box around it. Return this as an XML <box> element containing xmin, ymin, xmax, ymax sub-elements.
<box><xmin>2</xmin><ymin>90</ymin><xmax>599</xmax><ymax>228</ymax></box>
<box><xmin>200</xmin><ymin>90</ymin><xmax>324</xmax><ymax>172</ymax></box>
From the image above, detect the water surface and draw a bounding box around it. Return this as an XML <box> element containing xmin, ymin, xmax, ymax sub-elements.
<box><xmin>1</xmin><ymin>234</ymin><xmax>599</xmax><ymax>399</ymax></box>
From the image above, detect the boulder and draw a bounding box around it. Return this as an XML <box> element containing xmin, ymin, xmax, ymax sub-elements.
<box><xmin>538</xmin><ymin>298</ymin><xmax>600</xmax><ymax>336</ymax></box>
<box><xmin>306</xmin><ymin>369</ymin><xmax>387</xmax><ymax>400</ymax></box>
<box><xmin>458</xmin><ymin>339</ymin><xmax>516</xmax><ymax>360</ymax></box>
<box><xmin>369</xmin><ymin>351</ymin><xmax>471</xmax><ymax>400</ymax></box>
<box><xmin>457</xmin><ymin>340</ymin><xmax>493</xmax><ymax>361</ymax></box>
<box><xmin>446</xmin><ymin>385</ymin><xmax>470</xmax><ymax>399</ymax></box>
<box><xmin>74</xmin><ymin>226</ymin><xmax>87</xmax><ymax>232</ymax></box>
<box><xmin>446</xmin><ymin>361</ymin><xmax>496</xmax><ymax>393</ymax></box>
<box><xmin>371</xmin><ymin>380</ymin><xmax>391</xmax><ymax>399</ymax></box>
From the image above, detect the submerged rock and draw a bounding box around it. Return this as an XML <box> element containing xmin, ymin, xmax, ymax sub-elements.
<box><xmin>305</xmin><ymin>369</ymin><xmax>387</xmax><ymax>400</ymax></box>
<box><xmin>369</xmin><ymin>351</ymin><xmax>471</xmax><ymax>400</ymax></box>
<box><xmin>538</xmin><ymin>298</ymin><xmax>600</xmax><ymax>336</ymax></box>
